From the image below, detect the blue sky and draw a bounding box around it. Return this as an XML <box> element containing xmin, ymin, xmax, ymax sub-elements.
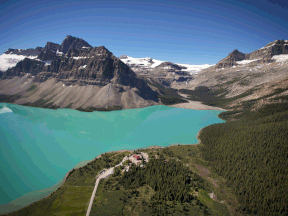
<box><xmin>1</xmin><ymin>0</ymin><xmax>287</xmax><ymax>64</ymax></box>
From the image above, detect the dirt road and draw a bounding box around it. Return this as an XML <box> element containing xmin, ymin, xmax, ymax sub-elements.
<box><xmin>86</xmin><ymin>156</ymin><xmax>128</xmax><ymax>216</ymax></box>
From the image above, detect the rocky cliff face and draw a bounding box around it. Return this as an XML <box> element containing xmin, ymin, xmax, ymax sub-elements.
<box><xmin>44</xmin><ymin>42</ymin><xmax>61</xmax><ymax>53</ymax></box>
<box><xmin>0</xmin><ymin>36</ymin><xmax>159</xmax><ymax>110</ymax></box>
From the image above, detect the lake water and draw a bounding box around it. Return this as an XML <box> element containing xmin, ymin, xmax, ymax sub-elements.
<box><xmin>0</xmin><ymin>103</ymin><xmax>224</xmax><ymax>212</ymax></box>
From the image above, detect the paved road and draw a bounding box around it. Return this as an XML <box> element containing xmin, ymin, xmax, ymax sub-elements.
<box><xmin>86</xmin><ymin>156</ymin><xmax>128</xmax><ymax>216</ymax></box>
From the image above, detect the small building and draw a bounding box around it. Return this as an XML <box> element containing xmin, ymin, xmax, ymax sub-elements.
<box><xmin>133</xmin><ymin>155</ymin><xmax>141</xmax><ymax>160</ymax></box>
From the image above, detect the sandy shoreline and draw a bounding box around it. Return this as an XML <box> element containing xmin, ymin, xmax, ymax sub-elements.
<box><xmin>169</xmin><ymin>93</ymin><xmax>226</xmax><ymax>111</ymax></box>
<box><xmin>169</xmin><ymin>100</ymin><xmax>226</xmax><ymax>111</ymax></box>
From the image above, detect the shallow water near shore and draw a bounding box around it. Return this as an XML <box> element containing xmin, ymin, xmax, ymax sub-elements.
<box><xmin>0</xmin><ymin>103</ymin><xmax>224</xmax><ymax>212</ymax></box>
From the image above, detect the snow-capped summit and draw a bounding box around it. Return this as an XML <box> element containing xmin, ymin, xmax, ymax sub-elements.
<box><xmin>119</xmin><ymin>55</ymin><xmax>213</xmax><ymax>74</ymax></box>
<box><xmin>119</xmin><ymin>55</ymin><xmax>164</xmax><ymax>68</ymax></box>
<box><xmin>0</xmin><ymin>35</ymin><xmax>93</xmax><ymax>72</ymax></box>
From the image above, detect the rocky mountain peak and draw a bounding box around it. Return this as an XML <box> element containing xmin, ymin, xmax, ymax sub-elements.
<box><xmin>215</xmin><ymin>49</ymin><xmax>245</xmax><ymax>68</ymax></box>
<box><xmin>119</xmin><ymin>55</ymin><xmax>129</xmax><ymax>59</ymax></box>
<box><xmin>60</xmin><ymin>35</ymin><xmax>92</xmax><ymax>54</ymax></box>
<box><xmin>227</xmin><ymin>49</ymin><xmax>245</xmax><ymax>60</ymax></box>
<box><xmin>96</xmin><ymin>46</ymin><xmax>112</xmax><ymax>55</ymax></box>
<box><xmin>156</xmin><ymin>62</ymin><xmax>186</xmax><ymax>70</ymax></box>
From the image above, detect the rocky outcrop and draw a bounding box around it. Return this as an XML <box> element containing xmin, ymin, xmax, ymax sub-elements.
<box><xmin>119</xmin><ymin>55</ymin><xmax>129</xmax><ymax>59</ymax></box>
<box><xmin>37</xmin><ymin>50</ymin><xmax>57</xmax><ymax>61</ymax></box>
<box><xmin>156</xmin><ymin>62</ymin><xmax>186</xmax><ymax>71</ymax></box>
<box><xmin>216</xmin><ymin>49</ymin><xmax>245</xmax><ymax>68</ymax></box>
<box><xmin>44</xmin><ymin>42</ymin><xmax>61</xmax><ymax>53</ymax></box>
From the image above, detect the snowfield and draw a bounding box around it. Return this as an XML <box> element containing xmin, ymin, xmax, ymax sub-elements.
<box><xmin>236</xmin><ymin>59</ymin><xmax>260</xmax><ymax>65</ymax></box>
<box><xmin>272</xmin><ymin>54</ymin><xmax>288</xmax><ymax>62</ymax></box>
<box><xmin>120</xmin><ymin>56</ymin><xmax>164</xmax><ymax>68</ymax></box>
<box><xmin>176</xmin><ymin>63</ymin><xmax>213</xmax><ymax>74</ymax></box>
<box><xmin>120</xmin><ymin>55</ymin><xmax>213</xmax><ymax>74</ymax></box>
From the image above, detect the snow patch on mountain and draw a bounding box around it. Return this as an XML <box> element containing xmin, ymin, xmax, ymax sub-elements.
<box><xmin>259</xmin><ymin>43</ymin><xmax>276</xmax><ymax>50</ymax></box>
<box><xmin>72</xmin><ymin>56</ymin><xmax>90</xmax><ymax>60</ymax></box>
<box><xmin>236</xmin><ymin>59</ymin><xmax>260</xmax><ymax>65</ymax></box>
<box><xmin>0</xmin><ymin>54</ymin><xmax>37</xmax><ymax>71</ymax></box>
<box><xmin>120</xmin><ymin>56</ymin><xmax>163</xmax><ymax>67</ymax></box>
<box><xmin>79</xmin><ymin>65</ymin><xmax>87</xmax><ymax>69</ymax></box>
<box><xmin>150</xmin><ymin>59</ymin><xmax>165</xmax><ymax>68</ymax></box>
<box><xmin>176</xmin><ymin>63</ymin><xmax>213</xmax><ymax>74</ymax></box>
<box><xmin>43</xmin><ymin>60</ymin><xmax>52</xmax><ymax>65</ymax></box>
<box><xmin>272</xmin><ymin>54</ymin><xmax>288</xmax><ymax>62</ymax></box>
<box><xmin>56</xmin><ymin>50</ymin><xmax>63</xmax><ymax>56</ymax></box>
<box><xmin>120</xmin><ymin>55</ymin><xmax>213</xmax><ymax>74</ymax></box>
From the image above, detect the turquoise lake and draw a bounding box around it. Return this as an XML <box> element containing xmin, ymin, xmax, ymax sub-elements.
<box><xmin>0</xmin><ymin>103</ymin><xmax>224</xmax><ymax>211</ymax></box>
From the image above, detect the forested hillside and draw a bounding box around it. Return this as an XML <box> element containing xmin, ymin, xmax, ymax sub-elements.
<box><xmin>91</xmin><ymin>153</ymin><xmax>230</xmax><ymax>216</ymax></box>
<box><xmin>199</xmin><ymin>103</ymin><xmax>288</xmax><ymax>215</ymax></box>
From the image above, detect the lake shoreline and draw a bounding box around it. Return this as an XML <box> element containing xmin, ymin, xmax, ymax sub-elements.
<box><xmin>0</xmin><ymin>103</ymin><xmax>222</xmax><ymax>215</ymax></box>
<box><xmin>0</xmin><ymin>100</ymin><xmax>225</xmax><ymax>112</ymax></box>
<box><xmin>1</xmin><ymin>138</ymin><xmax>206</xmax><ymax>215</ymax></box>
<box><xmin>169</xmin><ymin>101</ymin><xmax>226</xmax><ymax>111</ymax></box>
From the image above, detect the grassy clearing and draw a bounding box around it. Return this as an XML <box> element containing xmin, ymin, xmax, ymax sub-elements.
<box><xmin>5</xmin><ymin>151</ymin><xmax>127</xmax><ymax>216</ymax></box>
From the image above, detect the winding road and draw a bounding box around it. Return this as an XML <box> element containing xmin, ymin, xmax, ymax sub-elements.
<box><xmin>86</xmin><ymin>156</ymin><xmax>128</xmax><ymax>216</ymax></box>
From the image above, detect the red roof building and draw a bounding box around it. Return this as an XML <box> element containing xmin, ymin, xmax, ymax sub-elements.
<box><xmin>133</xmin><ymin>155</ymin><xmax>141</xmax><ymax>160</ymax></box>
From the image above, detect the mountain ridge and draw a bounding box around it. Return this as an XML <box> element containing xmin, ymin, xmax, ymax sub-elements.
<box><xmin>1</xmin><ymin>37</ymin><xmax>288</xmax><ymax>111</ymax></box>
<box><xmin>215</xmin><ymin>39</ymin><xmax>288</xmax><ymax>68</ymax></box>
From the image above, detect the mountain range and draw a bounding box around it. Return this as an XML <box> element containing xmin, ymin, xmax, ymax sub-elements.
<box><xmin>0</xmin><ymin>36</ymin><xmax>288</xmax><ymax>111</ymax></box>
